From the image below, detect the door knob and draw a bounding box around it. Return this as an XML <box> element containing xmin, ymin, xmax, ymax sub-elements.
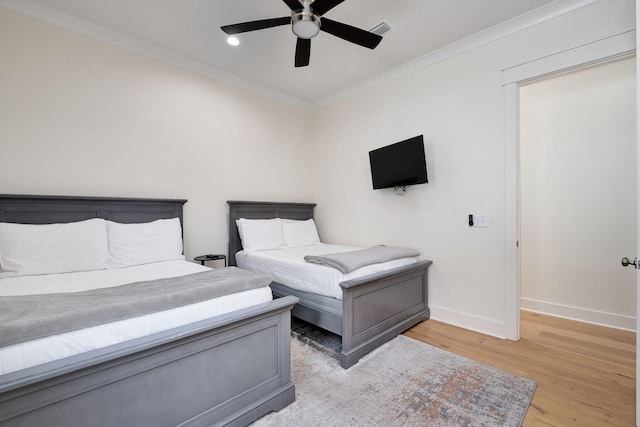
<box><xmin>621</xmin><ymin>257</ymin><xmax>637</xmax><ymax>268</ymax></box>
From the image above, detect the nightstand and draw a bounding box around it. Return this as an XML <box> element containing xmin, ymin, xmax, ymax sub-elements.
<box><xmin>194</xmin><ymin>254</ymin><xmax>227</xmax><ymax>267</ymax></box>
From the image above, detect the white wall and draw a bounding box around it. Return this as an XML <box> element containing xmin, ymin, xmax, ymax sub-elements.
<box><xmin>0</xmin><ymin>7</ymin><xmax>313</xmax><ymax>262</ymax></box>
<box><xmin>310</xmin><ymin>0</ymin><xmax>636</xmax><ymax>337</ymax></box>
<box><xmin>520</xmin><ymin>58</ymin><xmax>637</xmax><ymax>330</ymax></box>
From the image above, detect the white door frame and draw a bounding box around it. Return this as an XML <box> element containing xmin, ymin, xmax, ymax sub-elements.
<box><xmin>503</xmin><ymin>30</ymin><xmax>636</xmax><ymax>341</ymax></box>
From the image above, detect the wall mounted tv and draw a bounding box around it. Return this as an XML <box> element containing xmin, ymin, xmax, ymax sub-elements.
<box><xmin>369</xmin><ymin>135</ymin><xmax>428</xmax><ymax>190</ymax></box>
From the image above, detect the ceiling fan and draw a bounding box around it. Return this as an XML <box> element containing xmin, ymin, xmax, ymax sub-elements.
<box><xmin>220</xmin><ymin>0</ymin><xmax>383</xmax><ymax>67</ymax></box>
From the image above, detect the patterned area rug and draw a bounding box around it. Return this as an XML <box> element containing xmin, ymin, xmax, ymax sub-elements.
<box><xmin>252</xmin><ymin>321</ymin><xmax>536</xmax><ymax>427</ymax></box>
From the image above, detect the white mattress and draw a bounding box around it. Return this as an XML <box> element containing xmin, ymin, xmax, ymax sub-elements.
<box><xmin>0</xmin><ymin>260</ymin><xmax>273</xmax><ymax>375</ymax></box>
<box><xmin>235</xmin><ymin>243</ymin><xmax>417</xmax><ymax>300</ymax></box>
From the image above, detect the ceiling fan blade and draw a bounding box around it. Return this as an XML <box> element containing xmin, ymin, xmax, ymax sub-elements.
<box><xmin>295</xmin><ymin>38</ymin><xmax>311</xmax><ymax>67</ymax></box>
<box><xmin>320</xmin><ymin>18</ymin><xmax>382</xmax><ymax>49</ymax></box>
<box><xmin>221</xmin><ymin>17</ymin><xmax>291</xmax><ymax>35</ymax></box>
<box><xmin>311</xmin><ymin>0</ymin><xmax>345</xmax><ymax>16</ymax></box>
<box><xmin>282</xmin><ymin>0</ymin><xmax>303</xmax><ymax>11</ymax></box>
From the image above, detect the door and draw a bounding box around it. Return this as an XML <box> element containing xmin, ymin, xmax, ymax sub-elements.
<box><xmin>636</xmin><ymin>19</ymin><xmax>639</xmax><ymax>427</ymax></box>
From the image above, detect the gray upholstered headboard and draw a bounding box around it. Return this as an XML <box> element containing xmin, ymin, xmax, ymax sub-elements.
<box><xmin>0</xmin><ymin>194</ymin><xmax>188</xmax><ymax>227</ymax></box>
<box><xmin>227</xmin><ymin>200</ymin><xmax>316</xmax><ymax>266</ymax></box>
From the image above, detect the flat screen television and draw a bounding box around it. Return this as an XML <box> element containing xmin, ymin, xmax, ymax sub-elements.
<box><xmin>369</xmin><ymin>135</ymin><xmax>428</xmax><ymax>190</ymax></box>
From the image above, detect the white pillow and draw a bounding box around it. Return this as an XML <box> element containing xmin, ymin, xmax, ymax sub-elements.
<box><xmin>282</xmin><ymin>218</ymin><xmax>320</xmax><ymax>248</ymax></box>
<box><xmin>238</xmin><ymin>218</ymin><xmax>285</xmax><ymax>252</ymax></box>
<box><xmin>0</xmin><ymin>218</ymin><xmax>108</xmax><ymax>277</ymax></box>
<box><xmin>107</xmin><ymin>218</ymin><xmax>184</xmax><ymax>269</ymax></box>
<box><xmin>235</xmin><ymin>219</ymin><xmax>245</xmax><ymax>242</ymax></box>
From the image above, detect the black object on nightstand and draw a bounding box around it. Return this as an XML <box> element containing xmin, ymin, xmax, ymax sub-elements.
<box><xmin>194</xmin><ymin>254</ymin><xmax>227</xmax><ymax>267</ymax></box>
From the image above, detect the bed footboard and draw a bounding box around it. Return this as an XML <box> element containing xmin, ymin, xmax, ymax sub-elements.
<box><xmin>0</xmin><ymin>296</ymin><xmax>298</xmax><ymax>427</ymax></box>
<box><xmin>339</xmin><ymin>260</ymin><xmax>432</xmax><ymax>369</ymax></box>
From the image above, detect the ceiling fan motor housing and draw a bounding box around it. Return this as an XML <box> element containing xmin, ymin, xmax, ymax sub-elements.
<box><xmin>292</xmin><ymin>10</ymin><xmax>321</xmax><ymax>39</ymax></box>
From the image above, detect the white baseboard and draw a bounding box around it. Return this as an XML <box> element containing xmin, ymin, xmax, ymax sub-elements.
<box><xmin>520</xmin><ymin>298</ymin><xmax>636</xmax><ymax>332</ymax></box>
<box><xmin>429</xmin><ymin>305</ymin><xmax>506</xmax><ymax>339</ymax></box>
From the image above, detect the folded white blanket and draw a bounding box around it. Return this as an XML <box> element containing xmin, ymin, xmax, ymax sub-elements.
<box><xmin>304</xmin><ymin>245</ymin><xmax>420</xmax><ymax>273</ymax></box>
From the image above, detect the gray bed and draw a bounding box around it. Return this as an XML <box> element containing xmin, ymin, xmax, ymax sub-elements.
<box><xmin>227</xmin><ymin>200</ymin><xmax>432</xmax><ymax>369</ymax></box>
<box><xmin>0</xmin><ymin>195</ymin><xmax>297</xmax><ymax>427</ymax></box>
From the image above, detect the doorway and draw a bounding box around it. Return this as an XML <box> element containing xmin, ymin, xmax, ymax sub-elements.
<box><xmin>503</xmin><ymin>31</ymin><xmax>636</xmax><ymax>342</ymax></box>
<box><xmin>503</xmin><ymin>29</ymin><xmax>637</xmax><ymax>425</ymax></box>
<box><xmin>519</xmin><ymin>58</ymin><xmax>637</xmax><ymax>330</ymax></box>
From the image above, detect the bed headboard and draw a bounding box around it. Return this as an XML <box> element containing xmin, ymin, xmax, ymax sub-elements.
<box><xmin>227</xmin><ymin>200</ymin><xmax>316</xmax><ymax>266</ymax></box>
<box><xmin>0</xmin><ymin>194</ymin><xmax>188</xmax><ymax>227</ymax></box>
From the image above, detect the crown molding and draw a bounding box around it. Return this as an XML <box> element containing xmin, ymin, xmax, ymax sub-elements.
<box><xmin>310</xmin><ymin>0</ymin><xmax>602</xmax><ymax>109</ymax></box>
<box><xmin>0</xmin><ymin>0</ymin><xmax>313</xmax><ymax>110</ymax></box>
<box><xmin>1</xmin><ymin>0</ymin><xmax>600</xmax><ymax>111</ymax></box>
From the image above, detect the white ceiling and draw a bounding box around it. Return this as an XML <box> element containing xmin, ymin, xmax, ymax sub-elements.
<box><xmin>4</xmin><ymin>0</ymin><xmax>566</xmax><ymax>107</ymax></box>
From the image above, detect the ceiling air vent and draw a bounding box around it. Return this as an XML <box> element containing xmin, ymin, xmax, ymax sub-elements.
<box><xmin>369</xmin><ymin>20</ymin><xmax>393</xmax><ymax>36</ymax></box>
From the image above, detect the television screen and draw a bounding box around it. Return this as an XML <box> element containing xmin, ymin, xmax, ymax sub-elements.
<box><xmin>369</xmin><ymin>135</ymin><xmax>428</xmax><ymax>190</ymax></box>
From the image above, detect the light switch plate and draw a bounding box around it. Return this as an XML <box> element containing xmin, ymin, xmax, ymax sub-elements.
<box><xmin>474</xmin><ymin>215</ymin><xmax>489</xmax><ymax>227</ymax></box>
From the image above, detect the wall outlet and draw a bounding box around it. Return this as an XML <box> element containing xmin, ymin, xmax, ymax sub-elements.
<box><xmin>474</xmin><ymin>215</ymin><xmax>489</xmax><ymax>227</ymax></box>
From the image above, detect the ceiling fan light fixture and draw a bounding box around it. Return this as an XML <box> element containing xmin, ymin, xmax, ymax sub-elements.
<box><xmin>226</xmin><ymin>36</ymin><xmax>240</xmax><ymax>46</ymax></box>
<box><xmin>292</xmin><ymin>11</ymin><xmax>320</xmax><ymax>39</ymax></box>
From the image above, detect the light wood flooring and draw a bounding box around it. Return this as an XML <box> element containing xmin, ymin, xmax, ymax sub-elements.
<box><xmin>404</xmin><ymin>311</ymin><xmax>636</xmax><ymax>426</ymax></box>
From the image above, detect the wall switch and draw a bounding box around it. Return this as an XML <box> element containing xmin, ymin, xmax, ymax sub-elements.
<box><xmin>474</xmin><ymin>215</ymin><xmax>489</xmax><ymax>227</ymax></box>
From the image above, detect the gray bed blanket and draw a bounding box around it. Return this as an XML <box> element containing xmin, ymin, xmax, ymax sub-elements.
<box><xmin>304</xmin><ymin>245</ymin><xmax>420</xmax><ymax>273</ymax></box>
<box><xmin>0</xmin><ymin>267</ymin><xmax>271</xmax><ymax>347</ymax></box>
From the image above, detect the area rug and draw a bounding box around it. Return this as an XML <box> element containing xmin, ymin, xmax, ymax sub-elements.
<box><xmin>252</xmin><ymin>329</ymin><xmax>537</xmax><ymax>427</ymax></box>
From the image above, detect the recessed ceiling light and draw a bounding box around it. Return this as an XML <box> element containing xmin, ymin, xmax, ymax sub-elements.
<box><xmin>226</xmin><ymin>36</ymin><xmax>240</xmax><ymax>46</ymax></box>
